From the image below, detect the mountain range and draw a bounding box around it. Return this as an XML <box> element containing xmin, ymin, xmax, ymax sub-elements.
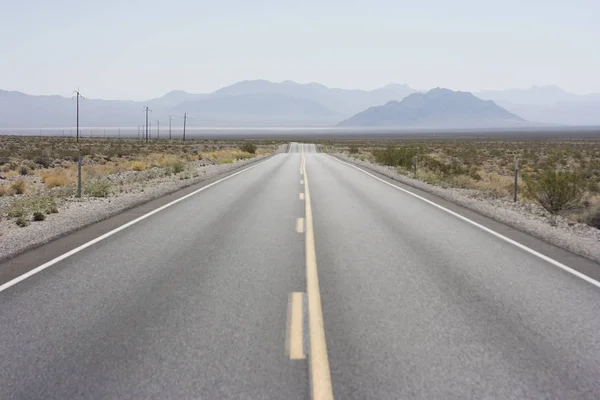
<box><xmin>339</xmin><ymin>88</ymin><xmax>525</xmax><ymax>128</ymax></box>
<box><xmin>0</xmin><ymin>81</ymin><xmax>599</xmax><ymax>128</ymax></box>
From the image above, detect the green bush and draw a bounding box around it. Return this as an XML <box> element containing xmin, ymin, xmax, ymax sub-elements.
<box><xmin>171</xmin><ymin>162</ymin><xmax>185</xmax><ymax>174</ymax></box>
<box><xmin>16</xmin><ymin>217</ymin><xmax>29</xmax><ymax>227</ymax></box>
<box><xmin>85</xmin><ymin>180</ymin><xmax>111</xmax><ymax>198</ymax></box>
<box><xmin>239</xmin><ymin>142</ymin><xmax>257</xmax><ymax>154</ymax></box>
<box><xmin>524</xmin><ymin>169</ymin><xmax>585</xmax><ymax>214</ymax></box>
<box><xmin>373</xmin><ymin>146</ymin><xmax>418</xmax><ymax>169</ymax></box>
<box><xmin>32</xmin><ymin>211</ymin><xmax>46</xmax><ymax>221</ymax></box>
<box><xmin>33</xmin><ymin>156</ymin><xmax>52</xmax><ymax>168</ymax></box>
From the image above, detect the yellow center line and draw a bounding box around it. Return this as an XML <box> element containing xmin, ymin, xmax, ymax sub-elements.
<box><xmin>287</xmin><ymin>292</ymin><xmax>306</xmax><ymax>360</ymax></box>
<box><xmin>296</xmin><ymin>217</ymin><xmax>305</xmax><ymax>233</ymax></box>
<box><xmin>302</xmin><ymin>152</ymin><xmax>334</xmax><ymax>400</ymax></box>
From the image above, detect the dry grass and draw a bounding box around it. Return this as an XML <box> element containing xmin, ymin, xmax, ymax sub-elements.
<box><xmin>3</xmin><ymin>170</ymin><xmax>19</xmax><ymax>179</ymax></box>
<box><xmin>0</xmin><ymin>184</ymin><xmax>14</xmax><ymax>196</ymax></box>
<box><xmin>202</xmin><ymin>150</ymin><xmax>254</xmax><ymax>162</ymax></box>
<box><xmin>11</xmin><ymin>179</ymin><xmax>27</xmax><ymax>194</ymax></box>
<box><xmin>39</xmin><ymin>168</ymin><xmax>77</xmax><ymax>188</ymax></box>
<box><xmin>130</xmin><ymin>161</ymin><xmax>147</xmax><ymax>171</ymax></box>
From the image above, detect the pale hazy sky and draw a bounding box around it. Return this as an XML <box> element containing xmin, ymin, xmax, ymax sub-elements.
<box><xmin>1</xmin><ymin>0</ymin><xmax>598</xmax><ymax>100</ymax></box>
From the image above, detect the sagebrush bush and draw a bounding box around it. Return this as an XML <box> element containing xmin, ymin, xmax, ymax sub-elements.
<box><xmin>85</xmin><ymin>180</ymin><xmax>111</xmax><ymax>197</ymax></box>
<box><xmin>16</xmin><ymin>217</ymin><xmax>29</xmax><ymax>227</ymax></box>
<box><xmin>170</xmin><ymin>162</ymin><xmax>185</xmax><ymax>174</ymax></box>
<box><xmin>373</xmin><ymin>146</ymin><xmax>418</xmax><ymax>169</ymax></box>
<box><xmin>524</xmin><ymin>170</ymin><xmax>585</xmax><ymax>214</ymax></box>
<box><xmin>33</xmin><ymin>156</ymin><xmax>52</xmax><ymax>168</ymax></box>
<box><xmin>239</xmin><ymin>142</ymin><xmax>257</xmax><ymax>154</ymax></box>
<box><xmin>32</xmin><ymin>211</ymin><xmax>46</xmax><ymax>221</ymax></box>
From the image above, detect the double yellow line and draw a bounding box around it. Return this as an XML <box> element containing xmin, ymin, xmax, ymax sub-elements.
<box><xmin>301</xmin><ymin>146</ymin><xmax>334</xmax><ymax>400</ymax></box>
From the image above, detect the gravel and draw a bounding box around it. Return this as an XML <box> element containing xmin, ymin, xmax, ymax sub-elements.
<box><xmin>0</xmin><ymin>150</ymin><xmax>282</xmax><ymax>262</ymax></box>
<box><xmin>335</xmin><ymin>154</ymin><xmax>600</xmax><ymax>264</ymax></box>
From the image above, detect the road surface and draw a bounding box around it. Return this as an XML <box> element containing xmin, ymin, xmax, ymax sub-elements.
<box><xmin>1</xmin><ymin>143</ymin><xmax>600</xmax><ymax>399</ymax></box>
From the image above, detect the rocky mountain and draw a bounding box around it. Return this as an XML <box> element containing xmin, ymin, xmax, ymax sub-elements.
<box><xmin>338</xmin><ymin>88</ymin><xmax>526</xmax><ymax>128</ymax></box>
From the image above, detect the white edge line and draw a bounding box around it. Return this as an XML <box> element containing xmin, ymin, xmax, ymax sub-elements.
<box><xmin>329</xmin><ymin>155</ymin><xmax>600</xmax><ymax>289</ymax></box>
<box><xmin>0</xmin><ymin>157</ymin><xmax>274</xmax><ymax>294</ymax></box>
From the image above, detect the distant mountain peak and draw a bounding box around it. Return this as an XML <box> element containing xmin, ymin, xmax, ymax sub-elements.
<box><xmin>338</xmin><ymin>88</ymin><xmax>525</xmax><ymax>128</ymax></box>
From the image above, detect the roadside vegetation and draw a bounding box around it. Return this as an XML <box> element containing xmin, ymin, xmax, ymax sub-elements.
<box><xmin>327</xmin><ymin>139</ymin><xmax>600</xmax><ymax>229</ymax></box>
<box><xmin>0</xmin><ymin>136</ymin><xmax>277</xmax><ymax>226</ymax></box>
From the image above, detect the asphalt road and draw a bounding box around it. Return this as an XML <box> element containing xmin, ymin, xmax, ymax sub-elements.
<box><xmin>1</xmin><ymin>143</ymin><xmax>600</xmax><ymax>399</ymax></box>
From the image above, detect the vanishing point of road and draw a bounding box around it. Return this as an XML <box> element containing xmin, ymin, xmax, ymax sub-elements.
<box><xmin>1</xmin><ymin>143</ymin><xmax>600</xmax><ymax>399</ymax></box>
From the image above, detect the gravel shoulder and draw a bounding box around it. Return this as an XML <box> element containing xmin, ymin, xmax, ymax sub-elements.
<box><xmin>335</xmin><ymin>154</ymin><xmax>600</xmax><ymax>264</ymax></box>
<box><xmin>0</xmin><ymin>149</ymin><xmax>282</xmax><ymax>262</ymax></box>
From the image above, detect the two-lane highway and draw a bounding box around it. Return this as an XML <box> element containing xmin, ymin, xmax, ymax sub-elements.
<box><xmin>1</xmin><ymin>143</ymin><xmax>600</xmax><ymax>399</ymax></box>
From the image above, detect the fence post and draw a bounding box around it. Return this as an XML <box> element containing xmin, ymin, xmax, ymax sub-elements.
<box><xmin>413</xmin><ymin>156</ymin><xmax>418</xmax><ymax>178</ymax></box>
<box><xmin>513</xmin><ymin>158</ymin><xmax>519</xmax><ymax>202</ymax></box>
<box><xmin>77</xmin><ymin>154</ymin><xmax>82</xmax><ymax>198</ymax></box>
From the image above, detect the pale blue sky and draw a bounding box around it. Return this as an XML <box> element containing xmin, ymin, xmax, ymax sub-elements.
<box><xmin>1</xmin><ymin>0</ymin><xmax>598</xmax><ymax>100</ymax></box>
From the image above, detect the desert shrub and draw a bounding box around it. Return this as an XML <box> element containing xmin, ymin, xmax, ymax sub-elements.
<box><xmin>348</xmin><ymin>145</ymin><xmax>359</xmax><ymax>154</ymax></box>
<box><xmin>170</xmin><ymin>161</ymin><xmax>185</xmax><ymax>174</ymax></box>
<box><xmin>373</xmin><ymin>146</ymin><xmax>418</xmax><ymax>169</ymax></box>
<box><xmin>524</xmin><ymin>169</ymin><xmax>585</xmax><ymax>214</ymax></box>
<box><xmin>15</xmin><ymin>217</ymin><xmax>29</xmax><ymax>227</ymax></box>
<box><xmin>239</xmin><ymin>142</ymin><xmax>257</xmax><ymax>154</ymax></box>
<box><xmin>11</xmin><ymin>179</ymin><xmax>26</xmax><ymax>194</ymax></box>
<box><xmin>85</xmin><ymin>180</ymin><xmax>111</xmax><ymax>197</ymax></box>
<box><xmin>33</xmin><ymin>156</ymin><xmax>52</xmax><ymax>168</ymax></box>
<box><xmin>0</xmin><ymin>156</ymin><xmax>9</xmax><ymax>166</ymax></box>
<box><xmin>469</xmin><ymin>168</ymin><xmax>482</xmax><ymax>181</ymax></box>
<box><xmin>19</xmin><ymin>165</ymin><xmax>31</xmax><ymax>175</ymax></box>
<box><xmin>32</xmin><ymin>211</ymin><xmax>46</xmax><ymax>221</ymax></box>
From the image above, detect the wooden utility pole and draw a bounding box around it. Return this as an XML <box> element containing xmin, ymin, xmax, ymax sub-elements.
<box><xmin>74</xmin><ymin>89</ymin><xmax>83</xmax><ymax>143</ymax></box>
<box><xmin>169</xmin><ymin>116</ymin><xmax>173</xmax><ymax>140</ymax></box>
<box><xmin>182</xmin><ymin>112</ymin><xmax>187</xmax><ymax>142</ymax></box>
<box><xmin>144</xmin><ymin>106</ymin><xmax>151</xmax><ymax>143</ymax></box>
<box><xmin>156</xmin><ymin>120</ymin><xmax>160</xmax><ymax>140</ymax></box>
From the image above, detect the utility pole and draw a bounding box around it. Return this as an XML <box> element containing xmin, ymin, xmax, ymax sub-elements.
<box><xmin>169</xmin><ymin>116</ymin><xmax>173</xmax><ymax>140</ymax></box>
<box><xmin>156</xmin><ymin>120</ymin><xmax>160</xmax><ymax>140</ymax></box>
<box><xmin>514</xmin><ymin>158</ymin><xmax>519</xmax><ymax>202</ymax></box>
<box><xmin>73</xmin><ymin>87</ymin><xmax>84</xmax><ymax>197</ymax></box>
<box><xmin>137</xmin><ymin>125</ymin><xmax>140</xmax><ymax>140</ymax></box>
<box><xmin>182</xmin><ymin>112</ymin><xmax>187</xmax><ymax>142</ymax></box>
<box><xmin>74</xmin><ymin>88</ymin><xmax>84</xmax><ymax>143</ymax></box>
<box><xmin>143</xmin><ymin>106</ymin><xmax>151</xmax><ymax>143</ymax></box>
